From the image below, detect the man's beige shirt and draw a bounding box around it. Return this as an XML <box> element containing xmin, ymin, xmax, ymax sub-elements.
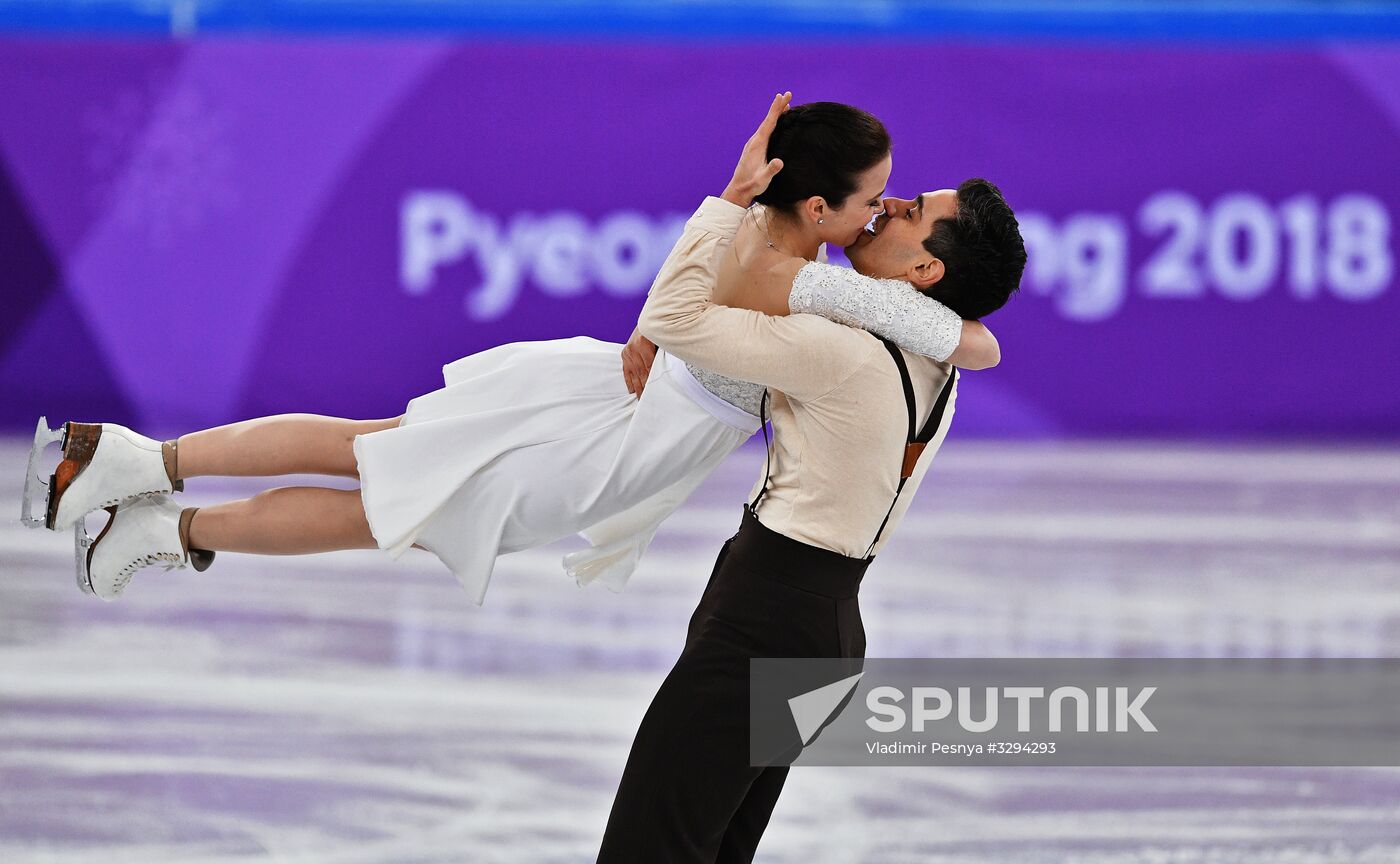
<box><xmin>638</xmin><ymin>196</ymin><xmax>958</xmax><ymax>558</ymax></box>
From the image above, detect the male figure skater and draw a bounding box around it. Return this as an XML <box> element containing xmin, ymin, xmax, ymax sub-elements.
<box><xmin>596</xmin><ymin>106</ymin><xmax>1027</xmax><ymax>861</ymax></box>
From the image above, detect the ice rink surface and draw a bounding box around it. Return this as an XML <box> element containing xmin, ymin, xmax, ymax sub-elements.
<box><xmin>3</xmin><ymin>438</ymin><xmax>1400</xmax><ymax>863</ymax></box>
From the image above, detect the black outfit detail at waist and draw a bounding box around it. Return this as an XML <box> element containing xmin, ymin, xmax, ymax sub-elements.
<box><xmin>733</xmin><ymin>505</ymin><xmax>869</xmax><ymax>599</ymax></box>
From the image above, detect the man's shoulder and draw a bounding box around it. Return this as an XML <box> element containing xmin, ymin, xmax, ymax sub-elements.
<box><xmin>845</xmin><ymin>337</ymin><xmax>955</xmax><ymax>390</ymax></box>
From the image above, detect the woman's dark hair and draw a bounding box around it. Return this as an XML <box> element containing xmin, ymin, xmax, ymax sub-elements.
<box><xmin>754</xmin><ymin>102</ymin><xmax>891</xmax><ymax>212</ymax></box>
<box><xmin>921</xmin><ymin>178</ymin><xmax>1027</xmax><ymax>320</ymax></box>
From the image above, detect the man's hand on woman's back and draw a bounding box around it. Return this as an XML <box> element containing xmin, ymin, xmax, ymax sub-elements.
<box><xmin>621</xmin><ymin>327</ymin><xmax>658</xmax><ymax>397</ymax></box>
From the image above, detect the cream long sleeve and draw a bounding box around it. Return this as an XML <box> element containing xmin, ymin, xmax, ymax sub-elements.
<box><xmin>638</xmin><ymin>196</ymin><xmax>958</xmax><ymax>557</ymax></box>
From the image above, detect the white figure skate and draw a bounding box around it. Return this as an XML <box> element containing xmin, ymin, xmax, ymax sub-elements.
<box><xmin>75</xmin><ymin>495</ymin><xmax>213</xmax><ymax>601</ymax></box>
<box><xmin>20</xmin><ymin>416</ymin><xmax>181</xmax><ymax>532</ymax></box>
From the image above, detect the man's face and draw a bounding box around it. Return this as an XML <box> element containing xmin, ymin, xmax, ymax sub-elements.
<box><xmin>845</xmin><ymin>189</ymin><xmax>958</xmax><ymax>281</ymax></box>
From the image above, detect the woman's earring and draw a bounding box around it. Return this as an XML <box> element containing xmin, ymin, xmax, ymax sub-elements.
<box><xmin>817</xmin><ymin>219</ymin><xmax>824</xmax><ymax>224</ymax></box>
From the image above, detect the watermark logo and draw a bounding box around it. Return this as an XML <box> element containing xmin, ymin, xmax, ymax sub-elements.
<box><xmin>789</xmin><ymin>672</ymin><xmax>864</xmax><ymax>746</ymax></box>
<box><xmin>864</xmin><ymin>684</ymin><xmax>1156</xmax><ymax>733</ymax></box>
<box><xmin>752</xmin><ymin>658</ymin><xmax>1400</xmax><ymax>767</ymax></box>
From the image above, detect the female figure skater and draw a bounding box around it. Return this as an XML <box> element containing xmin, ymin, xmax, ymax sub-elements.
<box><xmin>22</xmin><ymin>94</ymin><xmax>999</xmax><ymax>604</ymax></box>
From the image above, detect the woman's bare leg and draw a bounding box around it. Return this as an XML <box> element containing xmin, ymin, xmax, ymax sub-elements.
<box><xmin>187</xmin><ymin>486</ymin><xmax>377</xmax><ymax>554</ymax></box>
<box><xmin>176</xmin><ymin>415</ymin><xmax>401</xmax><ymax>481</ymax></box>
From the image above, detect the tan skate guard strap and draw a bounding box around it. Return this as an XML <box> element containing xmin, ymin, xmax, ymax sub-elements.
<box><xmin>161</xmin><ymin>439</ymin><xmax>185</xmax><ymax>493</ymax></box>
<box><xmin>178</xmin><ymin>507</ymin><xmax>215</xmax><ymax>572</ymax></box>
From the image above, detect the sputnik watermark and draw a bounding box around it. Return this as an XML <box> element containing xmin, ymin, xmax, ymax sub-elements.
<box><xmin>750</xmin><ymin>658</ymin><xmax>1400</xmax><ymax>767</ymax></box>
<box><xmin>864</xmin><ymin>685</ymin><xmax>1156</xmax><ymax>733</ymax></box>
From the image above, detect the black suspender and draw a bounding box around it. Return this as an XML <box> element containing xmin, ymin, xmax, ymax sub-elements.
<box><xmin>746</xmin><ymin>342</ymin><xmax>958</xmax><ymax>560</ymax></box>
<box><xmin>747</xmin><ymin>388</ymin><xmax>773</xmax><ymax>514</ymax></box>
<box><xmin>864</xmin><ymin>339</ymin><xmax>958</xmax><ymax>558</ymax></box>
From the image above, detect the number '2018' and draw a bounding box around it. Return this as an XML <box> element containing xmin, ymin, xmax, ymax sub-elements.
<box><xmin>1139</xmin><ymin>192</ymin><xmax>1392</xmax><ymax>302</ymax></box>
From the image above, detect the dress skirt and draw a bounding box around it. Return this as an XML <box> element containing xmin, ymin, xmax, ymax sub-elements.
<box><xmin>352</xmin><ymin>336</ymin><xmax>761</xmax><ymax>605</ymax></box>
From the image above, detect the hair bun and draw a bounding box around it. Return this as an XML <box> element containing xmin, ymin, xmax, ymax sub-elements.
<box><xmin>752</xmin><ymin>102</ymin><xmax>890</xmax><ymax>213</ymax></box>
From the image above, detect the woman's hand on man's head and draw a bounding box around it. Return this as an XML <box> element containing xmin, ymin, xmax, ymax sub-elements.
<box><xmin>721</xmin><ymin>92</ymin><xmax>791</xmax><ymax>208</ymax></box>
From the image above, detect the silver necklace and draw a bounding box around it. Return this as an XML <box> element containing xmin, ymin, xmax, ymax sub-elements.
<box><xmin>759</xmin><ymin>210</ymin><xmax>796</xmax><ymax>256</ymax></box>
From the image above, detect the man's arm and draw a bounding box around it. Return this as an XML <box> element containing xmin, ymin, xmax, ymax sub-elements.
<box><xmin>637</xmin><ymin>196</ymin><xmax>871</xmax><ymax>402</ymax></box>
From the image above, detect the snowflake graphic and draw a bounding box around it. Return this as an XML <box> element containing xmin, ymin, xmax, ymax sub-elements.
<box><xmin>84</xmin><ymin>75</ymin><xmax>238</xmax><ymax>249</ymax></box>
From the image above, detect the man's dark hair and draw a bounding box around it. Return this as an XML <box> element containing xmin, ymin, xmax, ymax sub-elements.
<box><xmin>755</xmin><ymin>102</ymin><xmax>891</xmax><ymax>212</ymax></box>
<box><xmin>921</xmin><ymin>178</ymin><xmax>1027</xmax><ymax>320</ymax></box>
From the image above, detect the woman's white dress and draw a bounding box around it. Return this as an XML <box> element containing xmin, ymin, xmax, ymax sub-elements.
<box><xmin>353</xmin><ymin>256</ymin><xmax>964</xmax><ymax>605</ymax></box>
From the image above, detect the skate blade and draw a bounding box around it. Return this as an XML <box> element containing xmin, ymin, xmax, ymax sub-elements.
<box><xmin>73</xmin><ymin>519</ymin><xmax>95</xmax><ymax>597</ymax></box>
<box><xmin>20</xmin><ymin>416</ymin><xmax>65</xmax><ymax>529</ymax></box>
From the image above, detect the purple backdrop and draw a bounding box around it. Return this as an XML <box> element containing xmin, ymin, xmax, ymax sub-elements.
<box><xmin>1</xmin><ymin>38</ymin><xmax>1397</xmax><ymax>438</ymax></box>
